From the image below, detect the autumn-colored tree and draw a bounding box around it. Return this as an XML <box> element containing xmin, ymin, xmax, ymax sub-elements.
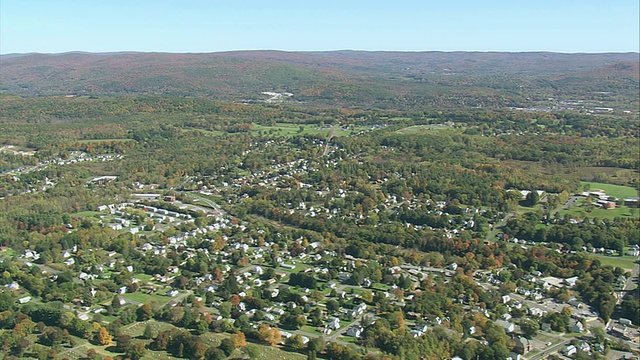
<box><xmin>257</xmin><ymin>324</ymin><xmax>282</xmax><ymax>346</ymax></box>
<box><xmin>230</xmin><ymin>294</ymin><xmax>241</xmax><ymax>307</ymax></box>
<box><xmin>97</xmin><ymin>326</ymin><xmax>112</xmax><ymax>345</ymax></box>
<box><xmin>231</xmin><ymin>331</ymin><xmax>247</xmax><ymax>348</ymax></box>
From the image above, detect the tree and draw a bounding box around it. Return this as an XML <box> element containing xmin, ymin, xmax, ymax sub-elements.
<box><xmin>219</xmin><ymin>337</ymin><xmax>236</xmax><ymax>356</ymax></box>
<box><xmin>257</xmin><ymin>324</ymin><xmax>282</xmax><ymax>345</ymax></box>
<box><xmin>143</xmin><ymin>322</ymin><xmax>158</xmax><ymax>339</ymax></box>
<box><xmin>136</xmin><ymin>302</ymin><xmax>154</xmax><ymax>321</ymax></box>
<box><xmin>219</xmin><ymin>302</ymin><xmax>232</xmax><ymax>318</ymax></box>
<box><xmin>97</xmin><ymin>326</ymin><xmax>113</xmax><ymax>345</ymax></box>
<box><xmin>307</xmin><ymin>336</ymin><xmax>325</xmax><ymax>353</ymax></box>
<box><xmin>126</xmin><ymin>340</ymin><xmax>147</xmax><ymax>360</ymax></box>
<box><xmin>230</xmin><ymin>331</ymin><xmax>247</xmax><ymax>348</ymax></box>
<box><xmin>520</xmin><ymin>319</ymin><xmax>539</xmax><ymax>339</ymax></box>
<box><xmin>205</xmin><ymin>346</ymin><xmax>226</xmax><ymax>360</ymax></box>
<box><xmin>326</xmin><ymin>299</ymin><xmax>340</xmax><ymax>312</ymax></box>
<box><xmin>525</xmin><ymin>191</ymin><xmax>539</xmax><ymax>206</ymax></box>
<box><xmin>286</xmin><ymin>334</ymin><xmax>305</xmax><ymax>350</ymax></box>
<box><xmin>116</xmin><ymin>334</ymin><xmax>132</xmax><ymax>352</ymax></box>
<box><xmin>592</xmin><ymin>326</ymin><xmax>606</xmax><ymax>344</ymax></box>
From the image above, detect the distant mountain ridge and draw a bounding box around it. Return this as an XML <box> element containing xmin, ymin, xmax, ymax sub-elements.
<box><xmin>1</xmin><ymin>51</ymin><xmax>638</xmax><ymax>109</ymax></box>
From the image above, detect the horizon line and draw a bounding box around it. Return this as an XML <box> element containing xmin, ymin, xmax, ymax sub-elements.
<box><xmin>2</xmin><ymin>49</ymin><xmax>640</xmax><ymax>56</ymax></box>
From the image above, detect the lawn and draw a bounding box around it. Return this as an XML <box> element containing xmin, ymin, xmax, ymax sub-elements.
<box><xmin>0</xmin><ymin>248</ymin><xmax>16</xmax><ymax>257</ymax></box>
<box><xmin>581</xmin><ymin>182</ymin><xmax>639</xmax><ymax>199</ymax></box>
<box><xmin>77</xmin><ymin>138</ymin><xmax>136</xmax><ymax>144</ymax></box>
<box><xmin>182</xmin><ymin>128</ymin><xmax>224</xmax><ymax>136</ymax></box>
<box><xmin>300</xmin><ymin>325</ymin><xmax>324</xmax><ymax>336</ymax></box>
<box><xmin>133</xmin><ymin>273</ymin><xmax>154</xmax><ymax>281</ymax></box>
<box><xmin>339</xmin><ymin>336</ymin><xmax>358</xmax><ymax>344</ymax></box>
<box><xmin>70</xmin><ymin>210</ymin><xmax>101</xmax><ymax>217</ymax></box>
<box><xmin>593</xmin><ymin>255</ymin><xmax>637</xmax><ymax>270</ymax></box>
<box><xmin>371</xmin><ymin>283</ymin><xmax>391</xmax><ymax>291</ymax></box>
<box><xmin>122</xmin><ymin>291</ymin><xmax>171</xmax><ymax>306</ymax></box>
<box><xmin>558</xmin><ymin>203</ymin><xmax>636</xmax><ymax>220</ymax></box>
<box><xmin>396</xmin><ymin>124</ymin><xmax>457</xmax><ymax>134</ymax></box>
<box><xmin>248</xmin><ymin>123</ymin><xmax>368</xmax><ymax>138</ymax></box>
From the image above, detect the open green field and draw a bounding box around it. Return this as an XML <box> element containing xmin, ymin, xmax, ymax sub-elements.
<box><xmin>396</xmin><ymin>124</ymin><xmax>457</xmax><ymax>134</ymax></box>
<box><xmin>558</xmin><ymin>203</ymin><xmax>636</xmax><ymax>220</ymax></box>
<box><xmin>133</xmin><ymin>273</ymin><xmax>154</xmax><ymax>281</ymax></box>
<box><xmin>122</xmin><ymin>291</ymin><xmax>171</xmax><ymax>305</ymax></box>
<box><xmin>70</xmin><ymin>210</ymin><xmax>101</xmax><ymax>217</ymax></box>
<box><xmin>249</xmin><ymin>123</ymin><xmax>368</xmax><ymax>138</ymax></box>
<box><xmin>77</xmin><ymin>138</ymin><xmax>136</xmax><ymax>144</ymax></box>
<box><xmin>182</xmin><ymin>128</ymin><xmax>224</xmax><ymax>136</ymax></box>
<box><xmin>582</xmin><ymin>182</ymin><xmax>639</xmax><ymax>199</ymax></box>
<box><xmin>593</xmin><ymin>255</ymin><xmax>637</xmax><ymax>270</ymax></box>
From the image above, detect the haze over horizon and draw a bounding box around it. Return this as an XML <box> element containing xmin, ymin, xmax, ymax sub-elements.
<box><xmin>1</xmin><ymin>0</ymin><xmax>639</xmax><ymax>55</ymax></box>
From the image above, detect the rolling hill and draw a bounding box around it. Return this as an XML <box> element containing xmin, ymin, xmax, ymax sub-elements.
<box><xmin>1</xmin><ymin>51</ymin><xmax>638</xmax><ymax>109</ymax></box>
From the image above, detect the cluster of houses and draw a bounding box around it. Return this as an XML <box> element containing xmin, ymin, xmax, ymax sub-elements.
<box><xmin>1</xmin><ymin>151</ymin><xmax>123</xmax><ymax>199</ymax></box>
<box><xmin>577</xmin><ymin>190</ymin><xmax>639</xmax><ymax>210</ymax></box>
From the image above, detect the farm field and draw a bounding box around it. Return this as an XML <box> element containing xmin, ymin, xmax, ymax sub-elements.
<box><xmin>581</xmin><ymin>181</ymin><xmax>639</xmax><ymax>199</ymax></box>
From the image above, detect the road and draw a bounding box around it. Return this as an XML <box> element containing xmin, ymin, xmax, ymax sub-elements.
<box><xmin>485</xmin><ymin>211</ymin><xmax>516</xmax><ymax>242</ymax></box>
<box><xmin>554</xmin><ymin>196</ymin><xmax>581</xmax><ymax>214</ymax></box>
<box><xmin>187</xmin><ymin>191</ymin><xmax>227</xmax><ymax>216</ymax></box>
<box><xmin>620</xmin><ymin>261</ymin><xmax>639</xmax><ymax>303</ymax></box>
<box><xmin>526</xmin><ymin>338</ymin><xmax>571</xmax><ymax>360</ymax></box>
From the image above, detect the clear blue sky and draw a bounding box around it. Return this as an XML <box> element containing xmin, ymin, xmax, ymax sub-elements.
<box><xmin>1</xmin><ymin>0</ymin><xmax>638</xmax><ymax>54</ymax></box>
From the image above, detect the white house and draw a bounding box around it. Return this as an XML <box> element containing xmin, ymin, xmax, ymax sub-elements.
<box><xmin>562</xmin><ymin>345</ymin><xmax>577</xmax><ymax>356</ymax></box>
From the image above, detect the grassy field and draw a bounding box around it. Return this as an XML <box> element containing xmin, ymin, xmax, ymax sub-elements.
<box><xmin>249</xmin><ymin>123</ymin><xmax>368</xmax><ymax>138</ymax></box>
<box><xmin>77</xmin><ymin>138</ymin><xmax>136</xmax><ymax>144</ymax></box>
<box><xmin>396</xmin><ymin>124</ymin><xmax>456</xmax><ymax>134</ymax></box>
<box><xmin>582</xmin><ymin>182</ymin><xmax>639</xmax><ymax>199</ymax></box>
<box><xmin>122</xmin><ymin>291</ymin><xmax>171</xmax><ymax>305</ymax></box>
<box><xmin>182</xmin><ymin>128</ymin><xmax>224</xmax><ymax>136</ymax></box>
<box><xmin>133</xmin><ymin>273</ymin><xmax>154</xmax><ymax>281</ymax></box>
<box><xmin>70</xmin><ymin>210</ymin><xmax>101</xmax><ymax>217</ymax></box>
<box><xmin>558</xmin><ymin>203</ymin><xmax>636</xmax><ymax>220</ymax></box>
<box><xmin>593</xmin><ymin>254</ymin><xmax>638</xmax><ymax>270</ymax></box>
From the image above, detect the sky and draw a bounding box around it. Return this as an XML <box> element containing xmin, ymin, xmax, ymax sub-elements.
<box><xmin>1</xmin><ymin>0</ymin><xmax>639</xmax><ymax>54</ymax></box>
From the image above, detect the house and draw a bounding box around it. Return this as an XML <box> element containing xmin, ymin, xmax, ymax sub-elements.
<box><xmin>496</xmin><ymin>320</ymin><xmax>515</xmax><ymax>333</ymax></box>
<box><xmin>4</xmin><ymin>283</ymin><xmax>19</xmax><ymax>290</ymax></box>
<box><xmin>502</xmin><ymin>295</ymin><xmax>511</xmax><ymax>304</ymax></box>
<box><xmin>569</xmin><ymin>321</ymin><xmax>584</xmax><ymax>333</ymax></box>
<box><xmin>346</xmin><ymin>326</ymin><xmax>363</xmax><ymax>338</ymax></box>
<box><xmin>327</xmin><ymin>317</ymin><xmax>341</xmax><ymax>330</ymax></box>
<box><xmin>564</xmin><ymin>276</ymin><xmax>579</xmax><ymax>287</ymax></box>
<box><xmin>18</xmin><ymin>296</ymin><xmax>32</xmax><ymax>304</ymax></box>
<box><xmin>619</xmin><ymin>318</ymin><xmax>633</xmax><ymax>326</ymax></box>
<box><xmin>512</xmin><ymin>336</ymin><xmax>532</xmax><ymax>354</ymax></box>
<box><xmin>562</xmin><ymin>345</ymin><xmax>577</xmax><ymax>356</ymax></box>
<box><xmin>411</xmin><ymin>324</ymin><xmax>428</xmax><ymax>337</ymax></box>
<box><xmin>529</xmin><ymin>307</ymin><xmax>545</xmax><ymax>317</ymax></box>
<box><xmin>506</xmin><ymin>353</ymin><xmax>522</xmax><ymax>360</ymax></box>
<box><xmin>578</xmin><ymin>342</ymin><xmax>591</xmax><ymax>352</ymax></box>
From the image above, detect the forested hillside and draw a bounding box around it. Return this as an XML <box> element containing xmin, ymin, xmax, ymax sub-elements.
<box><xmin>1</xmin><ymin>51</ymin><xmax>638</xmax><ymax>110</ymax></box>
